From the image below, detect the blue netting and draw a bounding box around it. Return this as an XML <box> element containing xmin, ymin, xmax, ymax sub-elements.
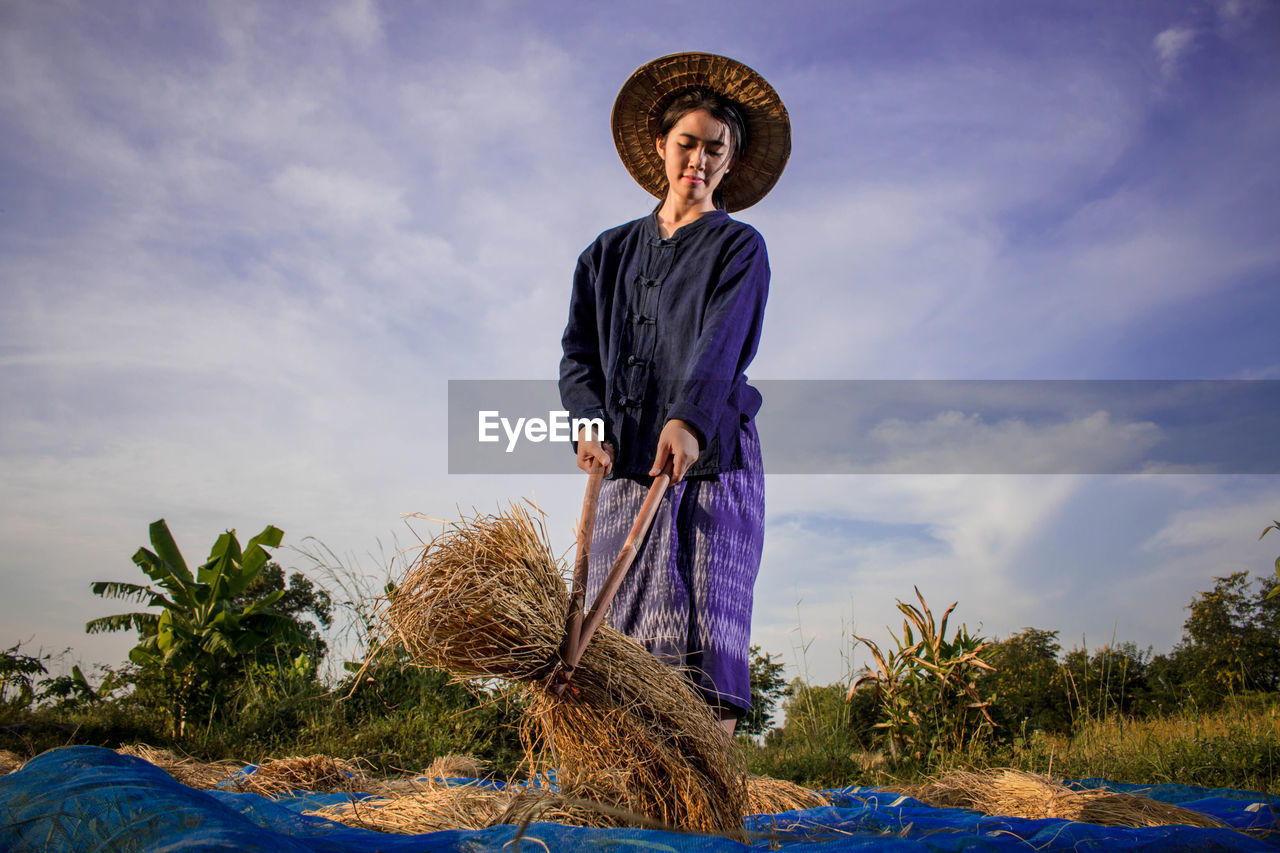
<box><xmin>2</xmin><ymin>746</ymin><xmax>1276</xmax><ymax>852</ymax></box>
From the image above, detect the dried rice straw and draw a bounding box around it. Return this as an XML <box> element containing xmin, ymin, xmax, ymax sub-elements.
<box><xmin>423</xmin><ymin>753</ymin><xmax>487</xmax><ymax>781</ymax></box>
<box><xmin>231</xmin><ymin>754</ymin><xmax>368</xmax><ymax>797</ymax></box>
<box><xmin>897</xmin><ymin>768</ymin><xmax>1227</xmax><ymax>829</ymax></box>
<box><xmin>385</xmin><ymin>504</ymin><xmax>748</xmax><ymax>834</ymax></box>
<box><xmin>0</xmin><ymin>750</ymin><xmax>25</xmax><ymax>775</ymax></box>
<box><xmin>118</xmin><ymin>745</ymin><xmax>379</xmax><ymax>798</ymax></box>
<box><xmin>310</xmin><ymin>782</ymin><xmax>516</xmax><ymax>834</ymax></box>
<box><xmin>307</xmin><ymin>785</ymin><xmax>612</xmax><ymax>835</ymax></box>
<box><xmin>744</xmin><ymin>775</ymin><xmax>830</xmax><ymax>814</ymax></box>
<box><xmin>117</xmin><ymin>744</ymin><xmax>237</xmax><ymax>789</ymax></box>
<box><xmin>310</xmin><ymin>775</ymin><xmax>816</xmax><ymax>836</ymax></box>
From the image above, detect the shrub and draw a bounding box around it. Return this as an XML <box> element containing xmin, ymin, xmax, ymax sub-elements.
<box><xmin>850</xmin><ymin>588</ymin><xmax>995</xmax><ymax>764</ymax></box>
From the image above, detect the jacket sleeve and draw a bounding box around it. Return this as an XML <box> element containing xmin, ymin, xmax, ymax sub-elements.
<box><xmin>666</xmin><ymin>229</ymin><xmax>769</xmax><ymax>446</ymax></box>
<box><xmin>558</xmin><ymin>247</ymin><xmax>608</xmax><ymax>445</ymax></box>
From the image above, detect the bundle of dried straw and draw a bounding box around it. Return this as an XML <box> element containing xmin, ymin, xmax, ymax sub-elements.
<box><xmin>310</xmin><ymin>783</ymin><xmax>618</xmax><ymax>834</ymax></box>
<box><xmin>232</xmin><ymin>754</ymin><xmax>367</xmax><ymax>797</ymax></box>
<box><xmin>308</xmin><ymin>774</ymin><xmax>829</xmax><ymax>835</ymax></box>
<box><xmin>115</xmin><ymin>738</ymin><xmax>828</xmax><ymax>831</ymax></box>
<box><xmin>117</xmin><ymin>744</ymin><xmax>237</xmax><ymax>789</ymax></box>
<box><xmin>0</xmin><ymin>750</ymin><xmax>26</xmax><ymax>775</ymax></box>
<box><xmin>311</xmin><ymin>781</ymin><xmax>516</xmax><ymax>833</ymax></box>
<box><xmin>899</xmin><ymin>769</ymin><xmax>1227</xmax><ymax>829</ymax></box>
<box><xmin>422</xmin><ymin>753</ymin><xmax>486</xmax><ymax>781</ymax></box>
<box><xmin>385</xmin><ymin>504</ymin><xmax>748</xmax><ymax>833</ymax></box>
<box><xmin>744</xmin><ymin>775</ymin><xmax>831</xmax><ymax>814</ymax></box>
<box><xmin>118</xmin><ymin>745</ymin><xmax>372</xmax><ymax>797</ymax></box>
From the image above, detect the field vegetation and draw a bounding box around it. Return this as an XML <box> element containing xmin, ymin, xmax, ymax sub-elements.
<box><xmin>2</xmin><ymin>519</ymin><xmax>1279</xmax><ymax>796</ymax></box>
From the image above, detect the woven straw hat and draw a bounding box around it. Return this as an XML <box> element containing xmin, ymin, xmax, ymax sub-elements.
<box><xmin>611</xmin><ymin>52</ymin><xmax>790</xmax><ymax>212</ymax></box>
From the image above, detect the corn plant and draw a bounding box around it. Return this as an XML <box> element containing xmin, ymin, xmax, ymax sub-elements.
<box><xmin>847</xmin><ymin>587</ymin><xmax>995</xmax><ymax>763</ymax></box>
<box><xmin>1263</xmin><ymin>521</ymin><xmax>1280</xmax><ymax>600</ymax></box>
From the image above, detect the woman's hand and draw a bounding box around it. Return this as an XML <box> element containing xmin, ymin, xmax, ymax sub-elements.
<box><xmin>650</xmin><ymin>419</ymin><xmax>701</xmax><ymax>483</ymax></box>
<box><xmin>576</xmin><ymin>426</ymin><xmax>613</xmax><ymax>475</ymax></box>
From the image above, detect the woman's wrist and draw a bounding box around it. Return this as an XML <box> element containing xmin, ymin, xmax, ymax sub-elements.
<box><xmin>666</xmin><ymin>417</ymin><xmax>704</xmax><ymax>448</ymax></box>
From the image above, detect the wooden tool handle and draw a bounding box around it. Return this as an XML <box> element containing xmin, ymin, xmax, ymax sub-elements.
<box><xmin>573</xmin><ymin>461</ymin><xmax>672</xmax><ymax>665</ymax></box>
<box><xmin>558</xmin><ymin>460</ymin><xmax>607</xmax><ymax>676</ymax></box>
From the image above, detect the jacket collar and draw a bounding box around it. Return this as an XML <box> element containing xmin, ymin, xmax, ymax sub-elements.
<box><xmin>645</xmin><ymin>209</ymin><xmax>728</xmax><ymax>243</ymax></box>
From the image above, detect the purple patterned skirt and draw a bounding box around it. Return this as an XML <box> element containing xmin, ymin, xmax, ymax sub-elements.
<box><xmin>586</xmin><ymin>421</ymin><xmax>764</xmax><ymax>714</ymax></box>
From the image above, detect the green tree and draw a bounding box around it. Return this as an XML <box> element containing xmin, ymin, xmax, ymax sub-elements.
<box><xmin>983</xmin><ymin>628</ymin><xmax>1072</xmax><ymax>736</ymax></box>
<box><xmin>0</xmin><ymin>644</ymin><xmax>48</xmax><ymax>720</ymax></box>
<box><xmin>87</xmin><ymin>519</ymin><xmax>305</xmax><ymax>737</ymax></box>
<box><xmin>235</xmin><ymin>562</ymin><xmax>333</xmax><ymax>669</ymax></box>
<box><xmin>1142</xmin><ymin>650</ymin><xmax>1191</xmax><ymax>712</ymax></box>
<box><xmin>750</xmin><ymin>676</ymin><xmax>883</xmax><ymax>788</ymax></box>
<box><xmin>1060</xmin><ymin>641</ymin><xmax>1153</xmax><ymax>721</ymax></box>
<box><xmin>332</xmin><ymin>643</ymin><xmax>526</xmax><ymax>773</ymax></box>
<box><xmin>741</xmin><ymin>645</ymin><xmax>789</xmax><ymax>736</ymax></box>
<box><xmin>36</xmin><ymin>663</ymin><xmax>123</xmax><ymax>710</ymax></box>
<box><xmin>1171</xmin><ymin>571</ymin><xmax>1280</xmax><ymax>703</ymax></box>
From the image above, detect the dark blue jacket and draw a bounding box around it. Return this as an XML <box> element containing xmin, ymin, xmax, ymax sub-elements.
<box><xmin>559</xmin><ymin>210</ymin><xmax>769</xmax><ymax>480</ymax></box>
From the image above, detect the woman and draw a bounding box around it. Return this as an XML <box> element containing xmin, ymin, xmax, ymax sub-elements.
<box><xmin>558</xmin><ymin>53</ymin><xmax>789</xmax><ymax>734</ymax></box>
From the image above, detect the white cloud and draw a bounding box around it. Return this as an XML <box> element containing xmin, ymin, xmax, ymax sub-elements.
<box><xmin>271</xmin><ymin>165</ymin><xmax>410</xmax><ymax>230</ymax></box>
<box><xmin>1215</xmin><ymin>0</ymin><xmax>1265</xmax><ymax>35</ymax></box>
<box><xmin>1154</xmin><ymin>27</ymin><xmax>1197</xmax><ymax>79</ymax></box>
<box><xmin>1144</xmin><ymin>501</ymin><xmax>1276</xmax><ymax>555</ymax></box>
<box><xmin>329</xmin><ymin>0</ymin><xmax>384</xmax><ymax>51</ymax></box>
<box><xmin>862</xmin><ymin>409</ymin><xmax>1162</xmax><ymax>474</ymax></box>
<box><xmin>753</xmin><ymin>182</ymin><xmax>1000</xmax><ymax>378</ymax></box>
<box><xmin>751</xmin><ymin>473</ymin><xmax>1084</xmax><ymax>683</ymax></box>
<box><xmin>396</xmin><ymin>40</ymin><xmax>583</xmax><ymax>183</ymax></box>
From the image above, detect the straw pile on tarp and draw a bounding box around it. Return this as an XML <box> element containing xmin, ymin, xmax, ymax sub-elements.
<box><xmin>745</xmin><ymin>775</ymin><xmax>830</xmax><ymax>814</ymax></box>
<box><xmin>117</xmin><ymin>746</ymin><xmax>373</xmax><ymax>796</ymax></box>
<box><xmin>233</xmin><ymin>754</ymin><xmax>368</xmax><ymax>797</ymax></box>
<box><xmin>423</xmin><ymin>753</ymin><xmax>486</xmax><ymax>780</ymax></box>
<box><xmin>117</xmin><ymin>745</ymin><xmax>237</xmax><ymax>790</ymax></box>
<box><xmin>897</xmin><ymin>769</ymin><xmax>1228</xmax><ymax>829</ymax></box>
<box><xmin>384</xmin><ymin>504</ymin><xmax>749</xmax><ymax>834</ymax></box>
<box><xmin>309</xmin><ymin>774</ymin><xmax>829</xmax><ymax>835</ymax></box>
<box><xmin>0</xmin><ymin>750</ymin><xmax>25</xmax><ymax>775</ymax></box>
<box><xmin>107</xmin><ymin>742</ymin><xmax>826</xmax><ymax>830</ymax></box>
<box><xmin>309</xmin><ymin>784</ymin><xmax>609</xmax><ymax>834</ymax></box>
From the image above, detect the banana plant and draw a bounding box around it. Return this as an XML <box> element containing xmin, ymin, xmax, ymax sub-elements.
<box><xmin>87</xmin><ymin>519</ymin><xmax>301</xmax><ymax>737</ymax></box>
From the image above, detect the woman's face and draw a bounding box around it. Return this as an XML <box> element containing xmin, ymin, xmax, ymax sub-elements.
<box><xmin>656</xmin><ymin>109</ymin><xmax>732</xmax><ymax>209</ymax></box>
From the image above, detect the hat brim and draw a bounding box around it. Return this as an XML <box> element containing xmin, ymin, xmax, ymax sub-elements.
<box><xmin>611</xmin><ymin>52</ymin><xmax>790</xmax><ymax>213</ymax></box>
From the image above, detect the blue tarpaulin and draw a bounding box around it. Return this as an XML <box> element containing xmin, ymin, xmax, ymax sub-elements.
<box><xmin>1</xmin><ymin>746</ymin><xmax>1276</xmax><ymax>851</ymax></box>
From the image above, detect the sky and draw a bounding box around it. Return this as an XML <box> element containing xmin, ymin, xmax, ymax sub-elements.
<box><xmin>2</xmin><ymin>0</ymin><xmax>1278</xmax><ymax>690</ymax></box>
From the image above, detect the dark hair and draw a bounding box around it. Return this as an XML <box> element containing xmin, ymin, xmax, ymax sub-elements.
<box><xmin>656</xmin><ymin>88</ymin><xmax>748</xmax><ymax>210</ymax></box>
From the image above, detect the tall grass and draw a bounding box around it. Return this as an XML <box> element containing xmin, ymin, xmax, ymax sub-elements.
<box><xmin>744</xmin><ymin>693</ymin><xmax>1280</xmax><ymax>793</ymax></box>
<box><xmin>1016</xmin><ymin>694</ymin><xmax>1280</xmax><ymax>792</ymax></box>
